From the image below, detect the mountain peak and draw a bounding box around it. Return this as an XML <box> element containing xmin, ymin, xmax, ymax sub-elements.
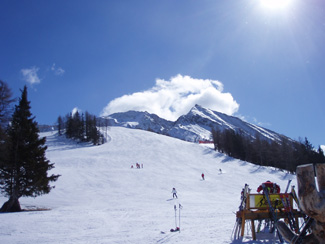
<box><xmin>104</xmin><ymin>105</ymin><xmax>286</xmax><ymax>143</ymax></box>
<box><xmin>191</xmin><ymin>104</ymin><xmax>207</xmax><ymax>113</ymax></box>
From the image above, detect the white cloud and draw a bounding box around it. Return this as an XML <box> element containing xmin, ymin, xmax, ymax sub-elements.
<box><xmin>101</xmin><ymin>74</ymin><xmax>239</xmax><ymax>121</ymax></box>
<box><xmin>51</xmin><ymin>63</ymin><xmax>65</xmax><ymax>76</ymax></box>
<box><xmin>21</xmin><ymin>66</ymin><xmax>41</xmax><ymax>85</ymax></box>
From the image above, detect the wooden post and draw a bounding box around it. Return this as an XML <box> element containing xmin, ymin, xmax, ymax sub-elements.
<box><xmin>241</xmin><ymin>211</ymin><xmax>246</xmax><ymax>237</ymax></box>
<box><xmin>251</xmin><ymin>219</ymin><xmax>256</xmax><ymax>240</ymax></box>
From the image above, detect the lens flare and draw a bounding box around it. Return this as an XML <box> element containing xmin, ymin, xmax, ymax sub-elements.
<box><xmin>260</xmin><ymin>0</ymin><xmax>293</xmax><ymax>10</ymax></box>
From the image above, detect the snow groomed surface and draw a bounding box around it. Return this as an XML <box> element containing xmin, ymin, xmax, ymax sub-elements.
<box><xmin>0</xmin><ymin>127</ymin><xmax>294</xmax><ymax>243</ymax></box>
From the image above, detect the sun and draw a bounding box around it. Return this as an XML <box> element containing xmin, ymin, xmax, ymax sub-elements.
<box><xmin>260</xmin><ymin>0</ymin><xmax>293</xmax><ymax>10</ymax></box>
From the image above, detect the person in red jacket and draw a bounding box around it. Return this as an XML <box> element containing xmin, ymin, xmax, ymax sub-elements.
<box><xmin>201</xmin><ymin>173</ymin><xmax>205</xmax><ymax>180</ymax></box>
<box><xmin>257</xmin><ymin>180</ymin><xmax>280</xmax><ymax>193</ymax></box>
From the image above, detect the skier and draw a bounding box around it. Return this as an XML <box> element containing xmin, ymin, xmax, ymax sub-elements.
<box><xmin>201</xmin><ymin>173</ymin><xmax>205</xmax><ymax>180</ymax></box>
<box><xmin>257</xmin><ymin>180</ymin><xmax>280</xmax><ymax>193</ymax></box>
<box><xmin>172</xmin><ymin>188</ymin><xmax>178</xmax><ymax>198</ymax></box>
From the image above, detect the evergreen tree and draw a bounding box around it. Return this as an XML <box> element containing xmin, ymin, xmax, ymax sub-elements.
<box><xmin>0</xmin><ymin>86</ymin><xmax>60</xmax><ymax>212</ymax></box>
<box><xmin>57</xmin><ymin>116</ymin><xmax>64</xmax><ymax>136</ymax></box>
<box><xmin>90</xmin><ymin>116</ymin><xmax>100</xmax><ymax>145</ymax></box>
<box><xmin>80</xmin><ymin>113</ymin><xmax>85</xmax><ymax>141</ymax></box>
<box><xmin>316</xmin><ymin>146</ymin><xmax>325</xmax><ymax>164</ymax></box>
<box><xmin>85</xmin><ymin>111</ymin><xmax>92</xmax><ymax>141</ymax></box>
<box><xmin>65</xmin><ymin>113</ymin><xmax>73</xmax><ymax>138</ymax></box>
<box><xmin>61</xmin><ymin>111</ymin><xmax>103</xmax><ymax>145</ymax></box>
<box><xmin>74</xmin><ymin>111</ymin><xmax>83</xmax><ymax>141</ymax></box>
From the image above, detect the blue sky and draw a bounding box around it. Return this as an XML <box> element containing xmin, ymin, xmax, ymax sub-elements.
<box><xmin>1</xmin><ymin>0</ymin><xmax>325</xmax><ymax>147</ymax></box>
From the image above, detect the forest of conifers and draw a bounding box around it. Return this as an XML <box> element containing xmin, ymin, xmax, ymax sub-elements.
<box><xmin>211</xmin><ymin>128</ymin><xmax>325</xmax><ymax>173</ymax></box>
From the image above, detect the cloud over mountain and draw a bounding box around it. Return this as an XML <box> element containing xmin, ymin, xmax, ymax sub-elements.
<box><xmin>101</xmin><ymin>74</ymin><xmax>239</xmax><ymax>121</ymax></box>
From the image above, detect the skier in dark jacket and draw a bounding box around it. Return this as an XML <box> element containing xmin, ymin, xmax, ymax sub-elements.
<box><xmin>201</xmin><ymin>173</ymin><xmax>205</xmax><ymax>180</ymax></box>
<box><xmin>172</xmin><ymin>188</ymin><xmax>178</xmax><ymax>198</ymax></box>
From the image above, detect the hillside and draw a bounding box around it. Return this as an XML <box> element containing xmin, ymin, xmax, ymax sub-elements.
<box><xmin>0</xmin><ymin>127</ymin><xmax>295</xmax><ymax>243</ymax></box>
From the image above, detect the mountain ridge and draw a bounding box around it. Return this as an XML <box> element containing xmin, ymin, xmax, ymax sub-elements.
<box><xmin>103</xmin><ymin>104</ymin><xmax>288</xmax><ymax>143</ymax></box>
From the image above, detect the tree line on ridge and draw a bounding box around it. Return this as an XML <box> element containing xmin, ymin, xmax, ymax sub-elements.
<box><xmin>211</xmin><ymin>128</ymin><xmax>325</xmax><ymax>173</ymax></box>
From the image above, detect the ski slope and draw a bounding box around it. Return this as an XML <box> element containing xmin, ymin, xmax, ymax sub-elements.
<box><xmin>0</xmin><ymin>127</ymin><xmax>295</xmax><ymax>243</ymax></box>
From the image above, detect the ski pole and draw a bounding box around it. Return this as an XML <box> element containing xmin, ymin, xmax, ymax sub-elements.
<box><xmin>285</xmin><ymin>179</ymin><xmax>292</xmax><ymax>193</ymax></box>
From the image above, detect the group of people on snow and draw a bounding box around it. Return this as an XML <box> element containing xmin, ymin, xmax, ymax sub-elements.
<box><xmin>172</xmin><ymin>169</ymin><xmax>224</xmax><ymax>199</ymax></box>
<box><xmin>200</xmin><ymin>169</ymin><xmax>222</xmax><ymax>181</ymax></box>
<box><xmin>131</xmin><ymin>162</ymin><xmax>143</xmax><ymax>169</ymax></box>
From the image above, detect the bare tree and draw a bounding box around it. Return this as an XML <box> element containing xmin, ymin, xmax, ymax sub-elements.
<box><xmin>0</xmin><ymin>80</ymin><xmax>15</xmax><ymax>128</ymax></box>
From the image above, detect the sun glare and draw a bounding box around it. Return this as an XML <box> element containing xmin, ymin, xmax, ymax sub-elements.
<box><xmin>260</xmin><ymin>0</ymin><xmax>293</xmax><ymax>10</ymax></box>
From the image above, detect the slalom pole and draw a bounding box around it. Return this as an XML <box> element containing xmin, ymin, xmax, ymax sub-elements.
<box><xmin>179</xmin><ymin>204</ymin><xmax>182</xmax><ymax>233</ymax></box>
<box><xmin>174</xmin><ymin>205</ymin><xmax>177</xmax><ymax>229</ymax></box>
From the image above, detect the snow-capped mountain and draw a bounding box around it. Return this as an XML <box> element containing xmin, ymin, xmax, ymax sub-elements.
<box><xmin>103</xmin><ymin>110</ymin><xmax>173</xmax><ymax>134</ymax></box>
<box><xmin>103</xmin><ymin>104</ymin><xmax>287</xmax><ymax>143</ymax></box>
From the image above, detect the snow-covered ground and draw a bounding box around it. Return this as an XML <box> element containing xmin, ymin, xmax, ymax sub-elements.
<box><xmin>0</xmin><ymin>127</ymin><xmax>295</xmax><ymax>243</ymax></box>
